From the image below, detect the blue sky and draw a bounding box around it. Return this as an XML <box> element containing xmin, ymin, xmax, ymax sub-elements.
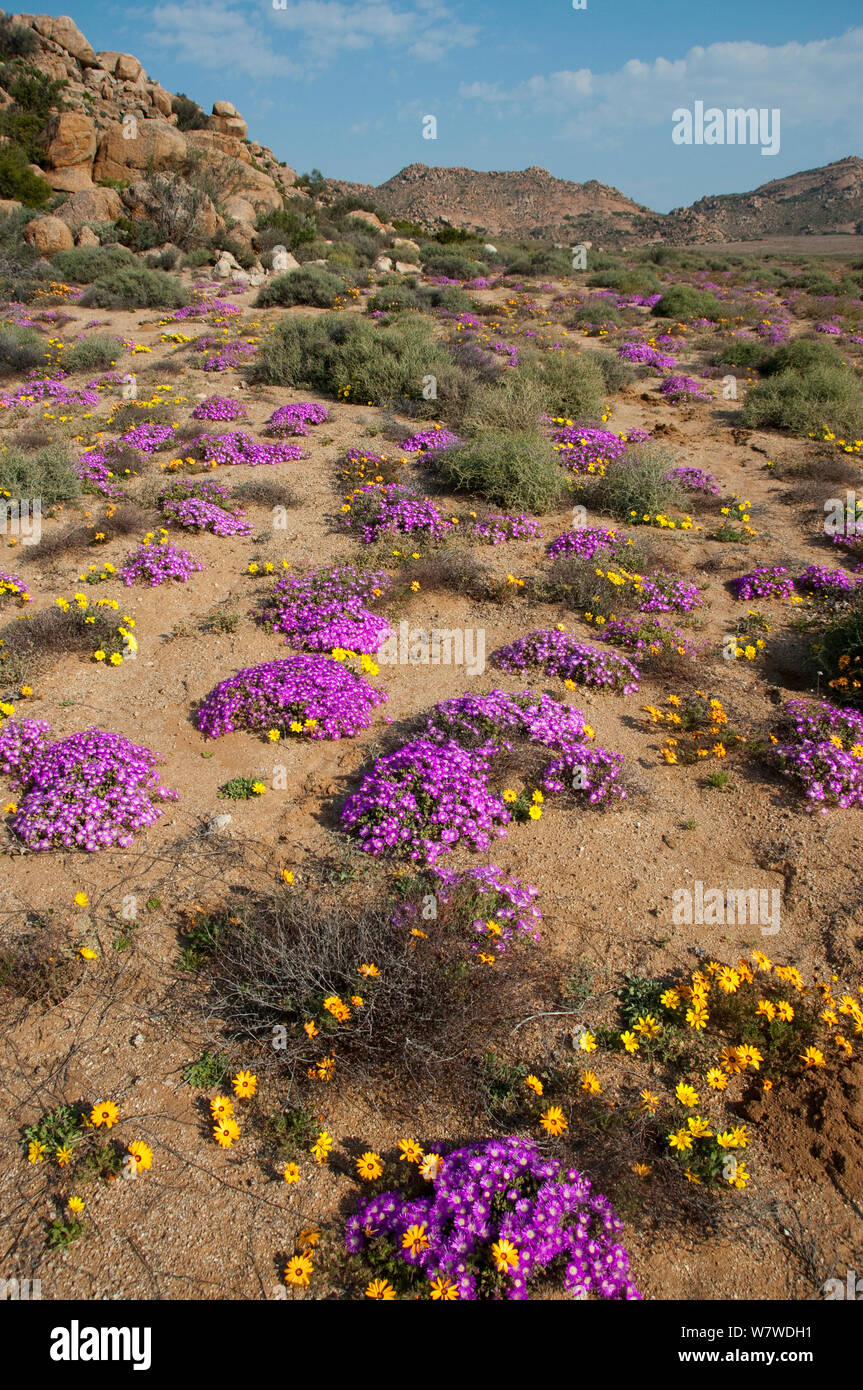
<box><xmin>40</xmin><ymin>0</ymin><xmax>863</xmax><ymax>210</ymax></box>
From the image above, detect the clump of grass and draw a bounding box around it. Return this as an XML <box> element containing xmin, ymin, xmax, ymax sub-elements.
<box><xmin>590</xmin><ymin>445</ymin><xmax>682</xmax><ymax>521</ymax></box>
<box><xmin>433</xmin><ymin>430</ymin><xmax>566</xmax><ymax>513</ymax></box>
<box><xmin>0</xmin><ymin>442</ymin><xmax>79</xmax><ymax>507</ymax></box>
<box><xmin>652</xmin><ymin>284</ymin><xmax>724</xmax><ymax>321</ymax></box>
<box><xmin>51</xmin><ymin>244</ymin><xmax>135</xmax><ymax>283</ymax></box>
<box><xmin>80</xmin><ymin>266</ymin><xmax>188</xmax><ymax>310</ymax></box>
<box><xmin>61</xmin><ymin>334</ymin><xmax>121</xmax><ymax>374</ymax></box>
<box><xmin>255</xmin><ymin>265</ymin><xmax>350</xmax><ymax>308</ymax></box>
<box><xmin>250</xmin><ymin>311</ymin><xmax>449</xmax><ymax>411</ymax></box>
<box><xmin>182</xmin><ymin>1050</ymin><xmax>230</xmax><ymax>1087</ymax></box>
<box><xmin>741</xmin><ymin>362</ymin><xmax>863</xmax><ymax>439</ymax></box>
<box><xmin>0</xmin><ymin>322</ymin><xmax>47</xmax><ymax>377</ymax></box>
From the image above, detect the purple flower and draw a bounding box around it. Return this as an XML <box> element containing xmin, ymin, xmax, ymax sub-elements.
<box><xmin>730</xmin><ymin>567</ymin><xmax>793</xmax><ymax>601</ymax></box>
<box><xmin>492</xmin><ymin>631</ymin><xmax>640</xmax><ymax>694</ymax></box>
<box><xmin>196</xmin><ymin>654</ymin><xmax>386</xmax><ymax>741</ymax></box>
<box><xmin>345</xmin><ymin>1136</ymin><xmax>639</xmax><ymax>1301</ymax></box>
<box><xmin>0</xmin><ymin>722</ymin><xmax>177</xmax><ymax>852</ymax></box>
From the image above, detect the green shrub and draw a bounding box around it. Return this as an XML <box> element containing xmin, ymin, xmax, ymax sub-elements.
<box><xmin>652</xmin><ymin>284</ymin><xmax>725</xmax><ymax>321</ymax></box>
<box><xmin>61</xmin><ymin>334</ymin><xmax>121</xmax><ymax>374</ymax></box>
<box><xmin>255</xmin><ymin>207</ymin><xmax>317</xmax><ymax>251</ymax></box>
<box><xmin>433</xmin><ymin>431</ymin><xmax>566</xmax><ymax>513</ymax></box>
<box><xmin>171</xmin><ymin>93</ymin><xmax>209</xmax><ymax>131</ymax></box>
<box><xmin>0</xmin><ymin>15</ymin><xmax>38</xmax><ymax>59</ymax></box>
<box><xmin>740</xmin><ymin>363</ymin><xmax>863</xmax><ymax>439</ymax></box>
<box><xmin>420</xmin><ymin>248</ymin><xmax>486</xmax><ymax>280</ymax></box>
<box><xmin>587</xmin><ymin>268</ymin><xmax>660</xmax><ymax>295</ymax></box>
<box><xmin>367</xmin><ymin>283</ymin><xmax>423</xmax><ymax>314</ymax></box>
<box><xmin>504</xmin><ymin>247</ymin><xmax>573</xmax><ymax>278</ymax></box>
<box><xmin>0</xmin><ymin>443</ymin><xmax>78</xmax><ymax>506</ymax></box>
<box><xmin>0</xmin><ymin>147</ymin><xmax>50</xmax><ymax>205</ymax></box>
<box><xmin>80</xmin><ymin>266</ymin><xmax>188</xmax><ymax>309</ymax></box>
<box><xmin>0</xmin><ymin>207</ymin><xmax>46</xmax><ymax>297</ymax></box>
<box><xmin>0</xmin><ymin>62</ymin><xmax>66</xmax><ymax>163</ymax></box>
<box><xmin>52</xmin><ymin>244</ymin><xmax>136</xmax><ymax>283</ymax></box>
<box><xmin>519</xmin><ymin>348</ymin><xmax>606</xmax><ymax>421</ymax></box>
<box><xmin>0</xmin><ymin>323</ymin><xmax>46</xmax><ymax>377</ymax></box>
<box><xmin>595</xmin><ymin>350</ymin><xmax>636</xmax><ymax>394</ymax></box>
<box><xmin>760</xmin><ymin>338</ymin><xmax>848</xmax><ymax>376</ymax></box>
<box><xmin>294</xmin><ymin>168</ymin><xmax>326</xmax><ymax>196</ymax></box>
<box><xmin>250</xmin><ymin>311</ymin><xmax>449</xmax><ymax>407</ymax></box>
<box><xmin>712</xmin><ymin>338</ymin><xmax>766</xmax><ymax>370</ymax></box>
<box><xmin>590</xmin><ymin>446</ymin><xmax>682</xmax><ymax>521</ymax></box>
<box><xmin>422</xmin><ymin>284</ymin><xmax>474</xmax><ymax>314</ymax></box>
<box><xmin>255</xmin><ymin>265</ymin><xmax>347</xmax><ymax>308</ymax></box>
<box><xmin>568</xmin><ymin>299</ymin><xmax>622</xmax><ymax>328</ymax></box>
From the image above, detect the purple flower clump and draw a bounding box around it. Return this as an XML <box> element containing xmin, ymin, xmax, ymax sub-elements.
<box><xmin>425</xmin><ymin>689</ymin><xmax>589</xmax><ymax>754</ymax></box>
<box><xmin>730</xmin><ymin>567</ymin><xmax>793</xmax><ymax>601</ymax></box>
<box><xmin>119</xmin><ymin>540</ymin><xmax>204</xmax><ymax>587</ymax></box>
<box><xmin>119</xmin><ymin>423</ymin><xmax>177</xmax><ymax>453</ymax></box>
<box><xmin>550</xmin><ymin>424</ymin><xmax>650</xmax><ymax>474</ymax></box>
<box><xmin>771</xmin><ymin>699</ymin><xmax>863</xmax><ymax>810</ymax></box>
<box><xmin>344</xmin><ymin>1136</ymin><xmax>640</xmax><ymax>1301</ymax></box>
<box><xmin>195</xmin><ymin>654</ymin><xmax>386</xmax><ymax>741</ymax></box>
<box><xmin>0</xmin><ymin>722</ymin><xmax>177</xmax><ymax>851</ymax></box>
<box><xmin>257</xmin><ymin>564</ymin><xmax>392</xmax><ymax>654</ymax></box>
<box><xmin>399</xmin><ymin>426</ymin><xmax>464</xmax><ymax>453</ymax></box>
<box><xmin>159</xmin><ymin>477</ymin><xmax>251</xmax><ymax>536</ymax></box>
<box><xmin>795</xmin><ymin>565</ymin><xmax>862</xmax><ymax>599</ymax></box>
<box><xmin>636</xmin><ymin>571</ymin><xmax>703</xmax><ymax>614</ymax></box>
<box><xmin>469</xmin><ymin>512</ymin><xmax>542</xmax><ymax>545</ymax></box>
<box><xmin>617</xmin><ymin>343</ymin><xmax>676</xmax><ymax>372</ymax></box>
<box><xmin>601</xmin><ymin>614</ymin><xmax>703</xmax><ymax>658</ymax></box>
<box><xmin>434</xmin><ymin>864</ymin><xmax>542</xmax><ymax>951</ymax></box>
<box><xmin>264</xmin><ymin>402</ymin><xmax>329</xmax><ymax>436</ymax></box>
<box><xmin>658</xmin><ymin>376</ymin><xmax>712</xmax><ymax>403</ymax></box>
<box><xmin>492</xmin><ymin>631</ymin><xmax>640</xmax><ymax>694</ymax></box>
<box><xmin>343</xmin><ymin>483</ymin><xmax>454</xmax><ymax>544</ymax></box>
<box><xmin>341</xmin><ymin>739</ymin><xmax>508</xmax><ymax>864</ymax></box>
<box><xmin>191</xmin><ymin>432</ymin><xmax>307</xmax><ymax>467</ymax></box>
<box><xmin>546</xmin><ymin>527</ymin><xmax>618</xmax><ymax>561</ymax></box>
<box><xmin>191</xmin><ymin>395</ymin><xmax>248</xmax><ymax>421</ymax></box>
<box><xmin>73</xmin><ymin>449</ymin><xmax>127</xmax><ymax>499</ymax></box>
<box><xmin>665</xmin><ymin>466</ymin><xmax>720</xmax><ymax>496</ymax></box>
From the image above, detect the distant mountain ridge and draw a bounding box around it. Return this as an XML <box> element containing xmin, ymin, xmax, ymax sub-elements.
<box><xmin>326</xmin><ymin>157</ymin><xmax>863</xmax><ymax>245</ymax></box>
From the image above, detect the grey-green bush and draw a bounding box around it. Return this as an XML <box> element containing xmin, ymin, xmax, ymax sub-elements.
<box><xmin>433</xmin><ymin>431</ymin><xmax>566</xmax><ymax>513</ymax></box>
<box><xmin>740</xmin><ymin>363</ymin><xmax>863</xmax><ymax>439</ymax></box>
<box><xmin>80</xmin><ymin>266</ymin><xmax>188</xmax><ymax>309</ymax></box>
<box><xmin>255</xmin><ymin>266</ymin><xmax>348</xmax><ymax>308</ymax></box>
<box><xmin>0</xmin><ymin>443</ymin><xmax>79</xmax><ymax>507</ymax></box>
<box><xmin>250</xmin><ymin>311</ymin><xmax>449</xmax><ymax>408</ymax></box>
<box><xmin>52</xmin><ymin>244</ymin><xmax>136</xmax><ymax>283</ymax></box>
<box><xmin>590</xmin><ymin>446</ymin><xmax>682</xmax><ymax>521</ymax></box>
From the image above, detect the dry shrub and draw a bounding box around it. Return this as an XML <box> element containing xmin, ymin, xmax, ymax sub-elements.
<box><xmin>201</xmin><ymin>881</ymin><xmax>537</xmax><ymax>1093</ymax></box>
<box><xmin>22</xmin><ymin>503</ymin><xmax>154</xmax><ymax>564</ymax></box>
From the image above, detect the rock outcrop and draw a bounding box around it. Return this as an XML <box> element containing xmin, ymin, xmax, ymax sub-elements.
<box><xmin>9</xmin><ymin>12</ymin><xmax>299</xmax><ymax>230</ymax></box>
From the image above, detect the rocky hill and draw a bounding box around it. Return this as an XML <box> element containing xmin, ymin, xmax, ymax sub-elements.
<box><xmin>326</xmin><ymin>163</ymin><xmax>664</xmax><ymax>243</ymax></box>
<box><xmin>662</xmin><ymin>156</ymin><xmax>863</xmax><ymax>243</ymax></box>
<box><xmin>0</xmin><ymin>12</ymin><xmax>304</xmax><ymax>253</ymax></box>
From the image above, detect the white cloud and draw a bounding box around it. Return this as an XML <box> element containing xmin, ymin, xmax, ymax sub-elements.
<box><xmin>147</xmin><ymin>0</ymin><xmax>478</xmax><ymax>77</ymax></box>
<box><xmin>458</xmin><ymin>28</ymin><xmax>863</xmax><ymax>142</ymax></box>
